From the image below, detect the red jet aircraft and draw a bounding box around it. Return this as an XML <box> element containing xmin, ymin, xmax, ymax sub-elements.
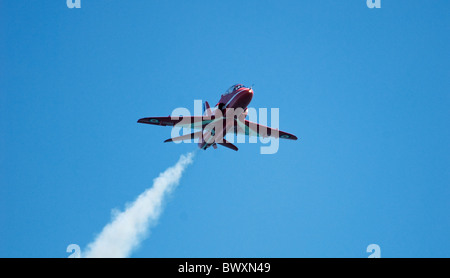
<box><xmin>137</xmin><ymin>84</ymin><xmax>297</xmax><ymax>151</ymax></box>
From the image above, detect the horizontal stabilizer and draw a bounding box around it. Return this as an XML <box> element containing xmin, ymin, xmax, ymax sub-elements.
<box><xmin>164</xmin><ymin>131</ymin><xmax>203</xmax><ymax>143</ymax></box>
<box><xmin>217</xmin><ymin>139</ymin><xmax>238</xmax><ymax>151</ymax></box>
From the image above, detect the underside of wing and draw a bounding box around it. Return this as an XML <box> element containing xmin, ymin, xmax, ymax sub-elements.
<box><xmin>137</xmin><ymin>116</ymin><xmax>215</xmax><ymax>129</ymax></box>
<box><xmin>235</xmin><ymin>119</ymin><xmax>298</xmax><ymax>140</ymax></box>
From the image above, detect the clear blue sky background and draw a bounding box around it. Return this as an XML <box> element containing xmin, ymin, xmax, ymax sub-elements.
<box><xmin>1</xmin><ymin>1</ymin><xmax>449</xmax><ymax>258</ymax></box>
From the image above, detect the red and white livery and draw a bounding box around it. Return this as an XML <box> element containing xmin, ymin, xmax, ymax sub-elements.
<box><xmin>137</xmin><ymin>84</ymin><xmax>297</xmax><ymax>151</ymax></box>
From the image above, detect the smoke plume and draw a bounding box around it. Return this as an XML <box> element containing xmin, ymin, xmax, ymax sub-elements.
<box><xmin>83</xmin><ymin>152</ymin><xmax>194</xmax><ymax>258</ymax></box>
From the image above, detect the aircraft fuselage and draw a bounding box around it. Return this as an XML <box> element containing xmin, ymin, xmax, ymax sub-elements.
<box><xmin>198</xmin><ymin>84</ymin><xmax>253</xmax><ymax>150</ymax></box>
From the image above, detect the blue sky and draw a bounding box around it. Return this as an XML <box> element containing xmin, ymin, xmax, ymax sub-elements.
<box><xmin>1</xmin><ymin>1</ymin><xmax>449</xmax><ymax>258</ymax></box>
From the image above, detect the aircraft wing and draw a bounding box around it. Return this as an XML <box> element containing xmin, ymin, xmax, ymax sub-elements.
<box><xmin>137</xmin><ymin>116</ymin><xmax>215</xmax><ymax>130</ymax></box>
<box><xmin>235</xmin><ymin>119</ymin><xmax>298</xmax><ymax>140</ymax></box>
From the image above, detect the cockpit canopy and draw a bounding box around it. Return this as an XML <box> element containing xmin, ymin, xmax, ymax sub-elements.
<box><xmin>224</xmin><ymin>84</ymin><xmax>245</xmax><ymax>96</ymax></box>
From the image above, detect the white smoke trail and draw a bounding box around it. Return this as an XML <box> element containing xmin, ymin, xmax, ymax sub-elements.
<box><xmin>83</xmin><ymin>152</ymin><xmax>195</xmax><ymax>258</ymax></box>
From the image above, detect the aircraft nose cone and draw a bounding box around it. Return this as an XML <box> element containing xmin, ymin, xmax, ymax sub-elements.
<box><xmin>239</xmin><ymin>89</ymin><xmax>253</xmax><ymax>108</ymax></box>
<box><xmin>246</xmin><ymin>88</ymin><xmax>253</xmax><ymax>100</ymax></box>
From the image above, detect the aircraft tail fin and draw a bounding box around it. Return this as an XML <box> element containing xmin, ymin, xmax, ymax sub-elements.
<box><xmin>217</xmin><ymin>139</ymin><xmax>238</xmax><ymax>151</ymax></box>
<box><xmin>203</xmin><ymin>101</ymin><xmax>212</xmax><ymax>117</ymax></box>
<box><xmin>164</xmin><ymin>131</ymin><xmax>203</xmax><ymax>143</ymax></box>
